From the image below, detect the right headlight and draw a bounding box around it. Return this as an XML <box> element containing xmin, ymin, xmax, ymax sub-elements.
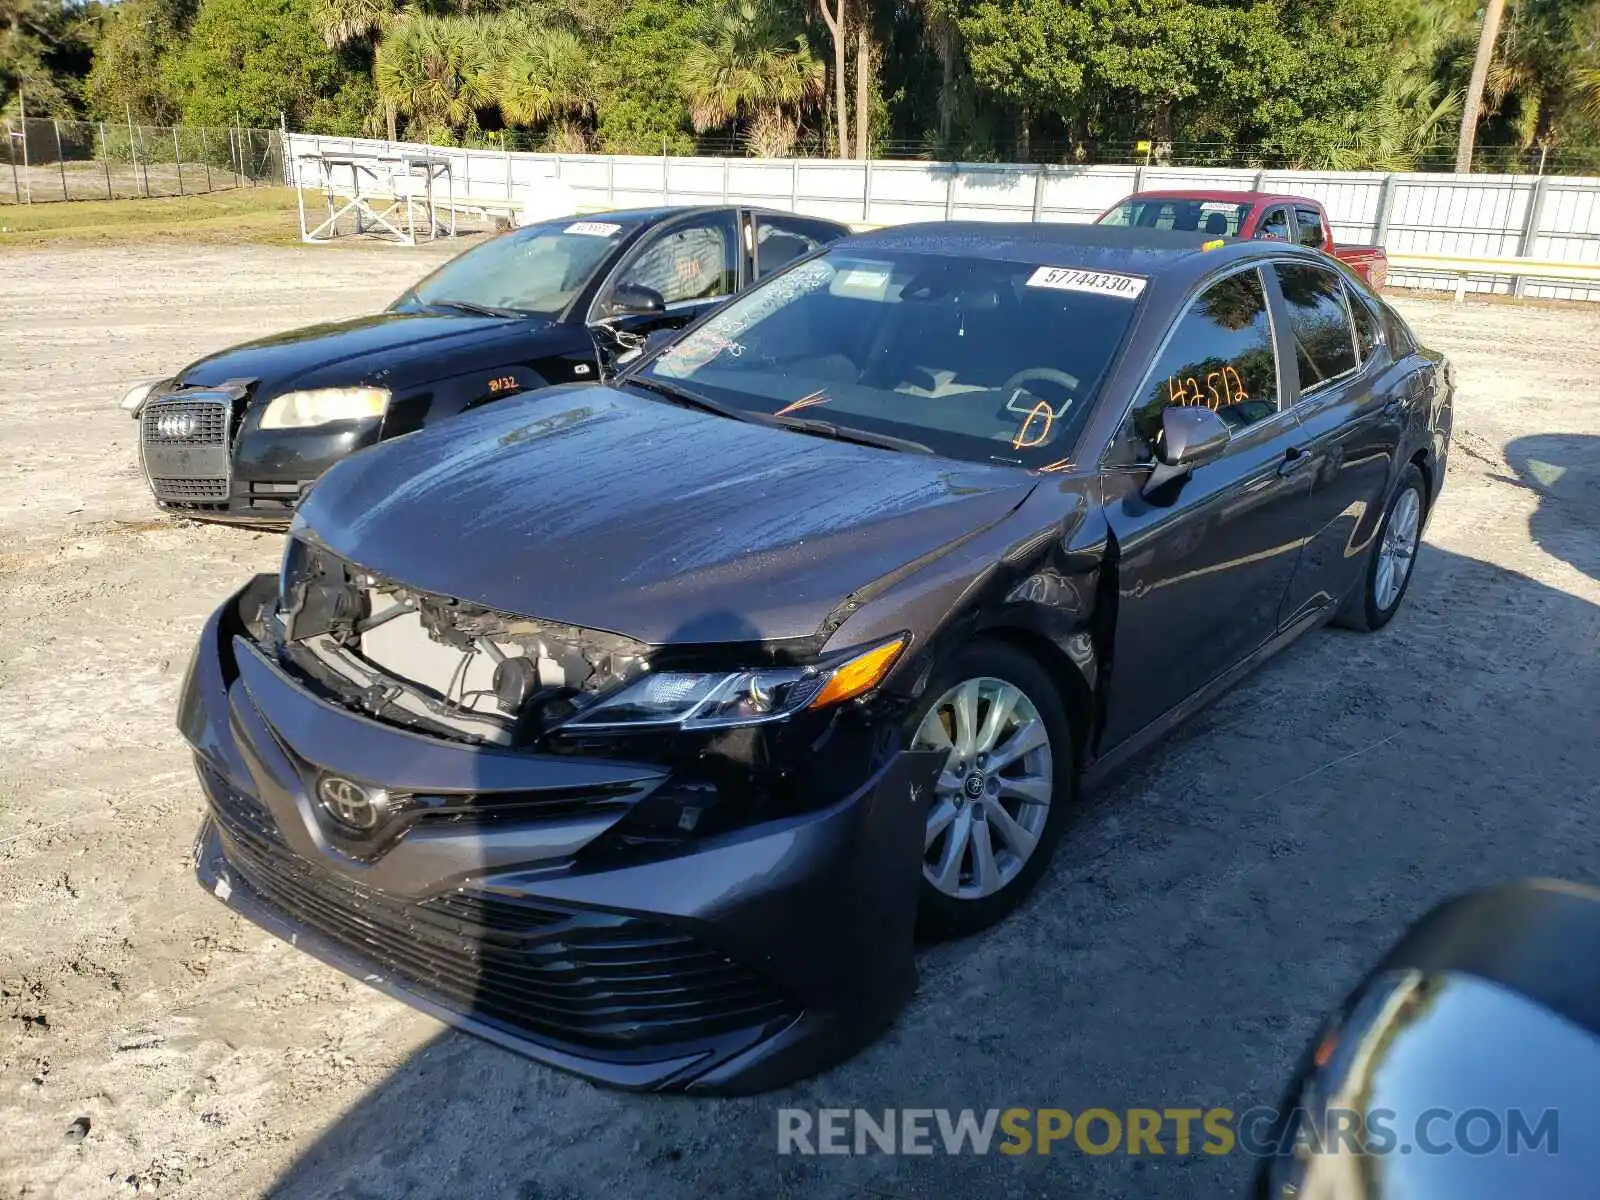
<box><xmin>260</xmin><ymin>386</ymin><xmax>391</xmax><ymax>430</ymax></box>
<box><xmin>561</xmin><ymin>636</ymin><xmax>908</xmax><ymax>732</ymax></box>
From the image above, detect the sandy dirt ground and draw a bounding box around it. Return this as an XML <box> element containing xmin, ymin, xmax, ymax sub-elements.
<box><xmin>0</xmin><ymin>242</ymin><xmax>1596</xmax><ymax>1200</ymax></box>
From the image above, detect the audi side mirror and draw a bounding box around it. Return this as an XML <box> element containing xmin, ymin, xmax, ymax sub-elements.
<box><xmin>1144</xmin><ymin>406</ymin><xmax>1231</xmax><ymax>494</ymax></box>
<box><xmin>601</xmin><ymin>283</ymin><xmax>667</xmax><ymax>318</ymax></box>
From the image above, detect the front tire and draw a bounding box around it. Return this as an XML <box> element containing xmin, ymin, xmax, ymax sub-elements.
<box><xmin>1337</xmin><ymin>464</ymin><xmax>1427</xmax><ymax>632</ymax></box>
<box><xmin>907</xmin><ymin>640</ymin><xmax>1076</xmax><ymax>940</ymax></box>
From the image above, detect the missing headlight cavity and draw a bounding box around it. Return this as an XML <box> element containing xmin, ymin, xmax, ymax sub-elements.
<box><xmin>275</xmin><ymin>539</ymin><xmax>651</xmax><ymax>746</ymax></box>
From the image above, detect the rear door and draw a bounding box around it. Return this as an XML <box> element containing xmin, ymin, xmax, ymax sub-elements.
<box><xmin>1269</xmin><ymin>260</ymin><xmax>1407</xmax><ymax>626</ymax></box>
<box><xmin>1098</xmin><ymin>265</ymin><xmax>1319</xmax><ymax>748</ymax></box>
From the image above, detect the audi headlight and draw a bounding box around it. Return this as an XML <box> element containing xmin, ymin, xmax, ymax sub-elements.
<box><xmin>563</xmin><ymin>636</ymin><xmax>907</xmax><ymax>731</ymax></box>
<box><xmin>120</xmin><ymin>379</ymin><xmax>167</xmax><ymax>417</ymax></box>
<box><xmin>260</xmin><ymin>386</ymin><xmax>390</xmax><ymax>430</ymax></box>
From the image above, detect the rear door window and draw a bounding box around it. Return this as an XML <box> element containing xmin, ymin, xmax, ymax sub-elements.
<box><xmin>1127</xmin><ymin>268</ymin><xmax>1281</xmax><ymax>451</ymax></box>
<box><xmin>754</xmin><ymin>216</ymin><xmax>827</xmax><ymax>280</ymax></box>
<box><xmin>1295</xmin><ymin>207</ymin><xmax>1327</xmax><ymax>250</ymax></box>
<box><xmin>1274</xmin><ymin>263</ymin><xmax>1358</xmax><ymax>394</ymax></box>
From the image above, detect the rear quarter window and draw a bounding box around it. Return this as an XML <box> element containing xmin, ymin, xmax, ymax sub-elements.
<box><xmin>1382</xmin><ymin>304</ymin><xmax>1419</xmax><ymax>358</ymax></box>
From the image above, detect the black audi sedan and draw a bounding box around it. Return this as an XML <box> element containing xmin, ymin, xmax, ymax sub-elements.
<box><xmin>181</xmin><ymin>223</ymin><xmax>1453</xmax><ymax>1093</ymax></box>
<box><xmin>126</xmin><ymin>205</ymin><xmax>848</xmax><ymax>524</ymax></box>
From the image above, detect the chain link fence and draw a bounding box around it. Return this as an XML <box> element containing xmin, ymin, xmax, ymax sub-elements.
<box><xmin>1</xmin><ymin>118</ymin><xmax>286</xmax><ymax>204</ymax></box>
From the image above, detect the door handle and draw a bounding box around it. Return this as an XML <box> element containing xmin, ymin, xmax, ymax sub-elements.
<box><xmin>1278</xmin><ymin>446</ymin><xmax>1313</xmax><ymax>477</ymax></box>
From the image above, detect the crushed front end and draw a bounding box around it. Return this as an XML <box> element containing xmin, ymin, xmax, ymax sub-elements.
<box><xmin>181</xmin><ymin>545</ymin><xmax>939</xmax><ymax>1093</ymax></box>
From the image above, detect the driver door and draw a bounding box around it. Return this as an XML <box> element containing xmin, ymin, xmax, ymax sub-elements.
<box><xmin>1098</xmin><ymin>266</ymin><xmax>1318</xmax><ymax>750</ymax></box>
<box><xmin>589</xmin><ymin>211</ymin><xmax>742</xmax><ymax>375</ymax></box>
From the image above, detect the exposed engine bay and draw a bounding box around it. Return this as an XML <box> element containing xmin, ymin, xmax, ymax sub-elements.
<box><xmin>273</xmin><ymin>539</ymin><xmax>651</xmax><ymax>746</ymax></box>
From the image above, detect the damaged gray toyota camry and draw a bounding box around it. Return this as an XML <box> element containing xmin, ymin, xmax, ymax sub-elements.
<box><xmin>180</xmin><ymin>223</ymin><xmax>1453</xmax><ymax>1094</ymax></box>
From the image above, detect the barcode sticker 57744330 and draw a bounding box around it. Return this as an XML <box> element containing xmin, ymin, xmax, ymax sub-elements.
<box><xmin>1026</xmin><ymin>266</ymin><xmax>1147</xmax><ymax>300</ymax></box>
<box><xmin>565</xmin><ymin>221</ymin><xmax>624</xmax><ymax>237</ymax></box>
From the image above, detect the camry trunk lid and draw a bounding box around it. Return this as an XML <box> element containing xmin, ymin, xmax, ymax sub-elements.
<box><xmin>294</xmin><ymin>385</ymin><xmax>1037</xmax><ymax>644</ymax></box>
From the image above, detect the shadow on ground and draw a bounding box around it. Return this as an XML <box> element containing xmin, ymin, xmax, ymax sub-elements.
<box><xmin>1503</xmin><ymin>434</ymin><xmax>1599</xmax><ymax>581</ymax></box>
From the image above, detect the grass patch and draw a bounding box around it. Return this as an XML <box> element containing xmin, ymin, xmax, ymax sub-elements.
<box><xmin>0</xmin><ymin>188</ymin><xmax>321</xmax><ymax>248</ymax></box>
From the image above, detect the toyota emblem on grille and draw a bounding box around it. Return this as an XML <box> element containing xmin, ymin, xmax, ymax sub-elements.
<box><xmin>153</xmin><ymin>410</ymin><xmax>199</xmax><ymax>439</ymax></box>
<box><xmin>317</xmin><ymin>775</ymin><xmax>387</xmax><ymax>832</ymax></box>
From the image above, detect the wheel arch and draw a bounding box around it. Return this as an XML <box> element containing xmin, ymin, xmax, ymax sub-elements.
<box><xmin>958</xmin><ymin>621</ymin><xmax>1095</xmax><ymax>767</ymax></box>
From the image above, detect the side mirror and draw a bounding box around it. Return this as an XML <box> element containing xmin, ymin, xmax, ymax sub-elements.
<box><xmin>601</xmin><ymin>282</ymin><xmax>666</xmax><ymax>318</ymax></box>
<box><xmin>1143</xmin><ymin>406</ymin><xmax>1231</xmax><ymax>494</ymax></box>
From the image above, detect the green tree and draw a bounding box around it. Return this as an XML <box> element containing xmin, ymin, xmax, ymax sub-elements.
<box><xmin>311</xmin><ymin>0</ymin><xmax>402</xmax><ymax>138</ymax></box>
<box><xmin>83</xmin><ymin>0</ymin><xmax>192</xmax><ymax>123</ymax></box>
<box><xmin>164</xmin><ymin>0</ymin><xmax>349</xmax><ymax>128</ymax></box>
<box><xmin>494</xmin><ymin>26</ymin><xmax>593</xmax><ymax>128</ymax></box>
<box><xmin>679</xmin><ymin>0</ymin><xmax>824</xmax><ymax>151</ymax></box>
<box><xmin>373</xmin><ymin>13</ymin><xmax>489</xmax><ymax>140</ymax></box>
<box><xmin>587</xmin><ymin>0</ymin><xmax>698</xmax><ymax>153</ymax></box>
<box><xmin>957</xmin><ymin>0</ymin><xmax>1402</xmax><ymax>165</ymax></box>
<box><xmin>2</xmin><ymin>0</ymin><xmax>99</xmax><ymax>117</ymax></box>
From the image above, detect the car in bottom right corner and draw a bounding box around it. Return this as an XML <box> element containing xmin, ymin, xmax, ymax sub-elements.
<box><xmin>1259</xmin><ymin>878</ymin><xmax>1600</xmax><ymax>1198</ymax></box>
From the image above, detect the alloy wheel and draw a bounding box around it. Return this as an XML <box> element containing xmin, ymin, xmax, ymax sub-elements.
<box><xmin>1375</xmin><ymin>486</ymin><xmax>1422</xmax><ymax>611</ymax></box>
<box><xmin>911</xmin><ymin>677</ymin><xmax>1054</xmax><ymax>901</ymax></box>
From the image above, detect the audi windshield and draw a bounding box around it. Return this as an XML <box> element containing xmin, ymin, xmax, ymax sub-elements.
<box><xmin>394</xmin><ymin>218</ymin><xmax>636</xmax><ymax>317</ymax></box>
<box><xmin>635</xmin><ymin>248</ymin><xmax>1143</xmax><ymax>467</ymax></box>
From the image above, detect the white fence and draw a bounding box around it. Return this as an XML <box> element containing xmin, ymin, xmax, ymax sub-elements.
<box><xmin>286</xmin><ymin>133</ymin><xmax>1600</xmax><ymax>302</ymax></box>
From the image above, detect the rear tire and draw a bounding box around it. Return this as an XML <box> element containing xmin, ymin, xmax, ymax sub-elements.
<box><xmin>1336</xmin><ymin>464</ymin><xmax>1427</xmax><ymax>632</ymax></box>
<box><xmin>906</xmin><ymin>640</ymin><xmax>1076</xmax><ymax>941</ymax></box>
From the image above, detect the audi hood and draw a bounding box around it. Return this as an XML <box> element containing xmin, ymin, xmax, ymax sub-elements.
<box><xmin>292</xmin><ymin>384</ymin><xmax>1039</xmax><ymax>645</ymax></box>
<box><xmin>172</xmin><ymin>311</ymin><xmax>547</xmax><ymax>395</ymax></box>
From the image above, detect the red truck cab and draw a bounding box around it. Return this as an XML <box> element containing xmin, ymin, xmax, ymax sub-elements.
<box><xmin>1097</xmin><ymin>189</ymin><xmax>1388</xmax><ymax>290</ymax></box>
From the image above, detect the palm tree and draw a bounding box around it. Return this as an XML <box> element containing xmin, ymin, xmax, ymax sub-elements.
<box><xmin>313</xmin><ymin>0</ymin><xmax>396</xmax><ymax>50</ymax></box>
<box><xmin>312</xmin><ymin>0</ymin><xmax>404</xmax><ymax>140</ymax></box>
<box><xmin>1455</xmin><ymin>0</ymin><xmax>1507</xmax><ymax>172</ymax></box>
<box><xmin>374</xmin><ymin>15</ymin><xmax>492</xmax><ymax>141</ymax></box>
<box><xmin>493</xmin><ymin>27</ymin><xmax>595</xmax><ymax>129</ymax></box>
<box><xmin>1325</xmin><ymin>2</ymin><xmax>1467</xmax><ymax>171</ymax></box>
<box><xmin>681</xmin><ymin>0</ymin><xmax>825</xmax><ymax>146</ymax></box>
<box><xmin>919</xmin><ymin>0</ymin><xmax>963</xmax><ymax>148</ymax></box>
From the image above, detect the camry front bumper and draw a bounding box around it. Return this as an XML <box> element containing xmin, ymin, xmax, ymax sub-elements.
<box><xmin>182</xmin><ymin>577</ymin><xmax>940</xmax><ymax>1093</ymax></box>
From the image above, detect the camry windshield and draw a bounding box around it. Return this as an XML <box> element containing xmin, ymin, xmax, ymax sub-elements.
<box><xmin>396</xmin><ymin>219</ymin><xmax>634</xmax><ymax>317</ymax></box>
<box><xmin>1100</xmin><ymin>199</ymin><xmax>1248</xmax><ymax>237</ymax></box>
<box><xmin>636</xmin><ymin>248</ymin><xmax>1142</xmax><ymax>467</ymax></box>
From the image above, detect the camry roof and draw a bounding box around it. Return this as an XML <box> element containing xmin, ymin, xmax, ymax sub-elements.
<box><xmin>535</xmin><ymin>205</ymin><xmax>844</xmax><ymax>226</ymax></box>
<box><xmin>841</xmin><ymin>221</ymin><xmax>1229</xmax><ymax>275</ymax></box>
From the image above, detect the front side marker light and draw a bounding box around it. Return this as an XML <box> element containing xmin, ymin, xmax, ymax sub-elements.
<box><xmin>808</xmin><ymin>636</ymin><xmax>907</xmax><ymax>709</ymax></box>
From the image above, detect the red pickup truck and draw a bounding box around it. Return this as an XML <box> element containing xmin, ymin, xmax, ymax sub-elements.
<box><xmin>1096</xmin><ymin>189</ymin><xmax>1389</xmax><ymax>290</ymax></box>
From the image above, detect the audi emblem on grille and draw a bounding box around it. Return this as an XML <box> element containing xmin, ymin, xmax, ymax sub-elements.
<box><xmin>154</xmin><ymin>410</ymin><xmax>200</xmax><ymax>439</ymax></box>
<box><xmin>317</xmin><ymin>775</ymin><xmax>389</xmax><ymax>832</ymax></box>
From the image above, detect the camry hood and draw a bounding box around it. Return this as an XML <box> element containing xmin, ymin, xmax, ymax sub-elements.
<box><xmin>175</xmin><ymin>311</ymin><xmax>540</xmax><ymax>394</ymax></box>
<box><xmin>295</xmin><ymin>385</ymin><xmax>1038</xmax><ymax>645</ymax></box>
